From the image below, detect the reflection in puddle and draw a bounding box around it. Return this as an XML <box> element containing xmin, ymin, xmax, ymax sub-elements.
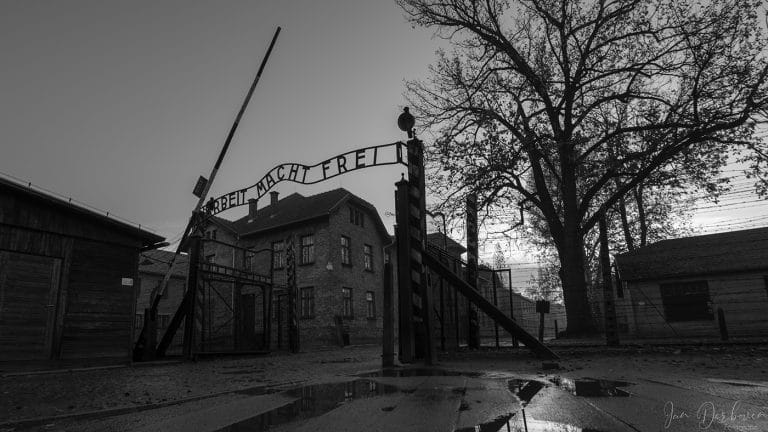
<box><xmin>455</xmin><ymin>412</ymin><xmax>608</xmax><ymax>432</ymax></box>
<box><xmin>508</xmin><ymin>379</ymin><xmax>545</xmax><ymax>405</ymax></box>
<box><xmin>505</xmin><ymin>415</ymin><xmax>607</xmax><ymax>432</ymax></box>
<box><xmin>549</xmin><ymin>377</ymin><xmax>631</xmax><ymax>397</ymax></box>
<box><xmin>215</xmin><ymin>379</ymin><xmax>400</xmax><ymax>431</ymax></box>
<box><xmin>360</xmin><ymin>368</ymin><xmax>483</xmax><ymax>378</ymax></box>
<box><xmin>213</xmin><ymin>375</ymin><xmax>617</xmax><ymax>431</ymax></box>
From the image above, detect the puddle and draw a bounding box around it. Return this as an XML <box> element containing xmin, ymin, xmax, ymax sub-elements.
<box><xmin>507</xmin><ymin>379</ymin><xmax>545</xmax><ymax>405</ymax></box>
<box><xmin>504</xmin><ymin>415</ymin><xmax>608</xmax><ymax>431</ymax></box>
<box><xmin>213</xmin><ymin>374</ymin><xmax>616</xmax><ymax>431</ymax></box>
<box><xmin>456</xmin><ymin>411</ymin><xmax>609</xmax><ymax>432</ymax></box>
<box><xmin>359</xmin><ymin>368</ymin><xmax>483</xmax><ymax>378</ymax></box>
<box><xmin>215</xmin><ymin>379</ymin><xmax>400</xmax><ymax>431</ymax></box>
<box><xmin>549</xmin><ymin>377</ymin><xmax>632</xmax><ymax>397</ymax></box>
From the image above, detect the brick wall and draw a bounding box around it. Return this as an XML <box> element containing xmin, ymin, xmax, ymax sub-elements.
<box><xmin>201</xmin><ymin>198</ymin><xmax>391</xmax><ymax>350</ymax></box>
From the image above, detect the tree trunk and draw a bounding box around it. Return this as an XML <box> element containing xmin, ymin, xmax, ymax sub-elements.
<box><xmin>557</xmin><ymin>227</ymin><xmax>598</xmax><ymax>336</ymax></box>
<box><xmin>558</xmin><ymin>143</ymin><xmax>597</xmax><ymax>336</ymax></box>
<box><xmin>618</xmin><ymin>196</ymin><xmax>635</xmax><ymax>250</ymax></box>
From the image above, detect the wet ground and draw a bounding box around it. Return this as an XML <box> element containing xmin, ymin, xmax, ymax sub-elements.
<box><xmin>2</xmin><ymin>344</ymin><xmax>768</xmax><ymax>431</ymax></box>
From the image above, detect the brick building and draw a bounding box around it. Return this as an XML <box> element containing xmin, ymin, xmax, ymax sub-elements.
<box><xmin>201</xmin><ymin>188</ymin><xmax>393</xmax><ymax>350</ymax></box>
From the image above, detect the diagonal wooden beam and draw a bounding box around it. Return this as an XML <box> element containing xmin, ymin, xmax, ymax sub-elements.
<box><xmin>422</xmin><ymin>248</ymin><xmax>559</xmax><ymax>360</ymax></box>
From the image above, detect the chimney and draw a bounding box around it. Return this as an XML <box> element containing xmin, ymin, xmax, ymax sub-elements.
<box><xmin>270</xmin><ymin>191</ymin><xmax>279</xmax><ymax>206</ymax></box>
<box><xmin>248</xmin><ymin>198</ymin><xmax>258</xmax><ymax>223</ymax></box>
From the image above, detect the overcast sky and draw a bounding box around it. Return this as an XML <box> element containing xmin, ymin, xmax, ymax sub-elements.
<box><xmin>1</xmin><ymin>0</ymin><xmax>440</xmax><ymax>244</ymax></box>
<box><xmin>2</xmin><ymin>1</ymin><xmax>765</xmax><ymax>266</ymax></box>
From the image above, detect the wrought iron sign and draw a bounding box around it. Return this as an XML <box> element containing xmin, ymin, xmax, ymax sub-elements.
<box><xmin>205</xmin><ymin>142</ymin><xmax>408</xmax><ymax>215</ymax></box>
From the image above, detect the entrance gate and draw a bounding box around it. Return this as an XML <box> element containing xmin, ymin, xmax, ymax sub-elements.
<box><xmin>144</xmin><ymin>109</ymin><xmax>556</xmax><ymax>362</ymax></box>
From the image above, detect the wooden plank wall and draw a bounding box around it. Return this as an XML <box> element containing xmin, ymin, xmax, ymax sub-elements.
<box><xmin>626</xmin><ymin>273</ymin><xmax>768</xmax><ymax>339</ymax></box>
<box><xmin>1</xmin><ymin>187</ymin><xmax>147</xmax><ymax>364</ymax></box>
<box><xmin>0</xmin><ymin>251</ymin><xmax>60</xmax><ymax>361</ymax></box>
<box><xmin>60</xmin><ymin>240</ymin><xmax>136</xmax><ymax>360</ymax></box>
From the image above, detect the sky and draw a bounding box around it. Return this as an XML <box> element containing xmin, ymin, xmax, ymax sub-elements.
<box><xmin>0</xmin><ymin>0</ymin><xmax>439</xmax><ymax>246</ymax></box>
<box><xmin>2</xmin><ymin>0</ymin><xmax>766</xmax><ymax>270</ymax></box>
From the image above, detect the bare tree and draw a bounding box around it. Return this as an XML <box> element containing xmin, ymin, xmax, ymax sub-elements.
<box><xmin>399</xmin><ymin>0</ymin><xmax>768</xmax><ymax>334</ymax></box>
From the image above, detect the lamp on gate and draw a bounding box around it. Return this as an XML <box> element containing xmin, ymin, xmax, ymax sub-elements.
<box><xmin>397</xmin><ymin>107</ymin><xmax>416</xmax><ymax>138</ymax></box>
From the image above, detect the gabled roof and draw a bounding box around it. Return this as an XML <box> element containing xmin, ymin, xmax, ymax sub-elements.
<box><xmin>139</xmin><ymin>249</ymin><xmax>189</xmax><ymax>278</ymax></box>
<box><xmin>426</xmin><ymin>232</ymin><xmax>466</xmax><ymax>255</ymax></box>
<box><xmin>219</xmin><ymin>188</ymin><xmax>390</xmax><ymax>240</ymax></box>
<box><xmin>615</xmin><ymin>227</ymin><xmax>768</xmax><ymax>281</ymax></box>
<box><xmin>0</xmin><ymin>175</ymin><xmax>164</xmax><ymax>247</ymax></box>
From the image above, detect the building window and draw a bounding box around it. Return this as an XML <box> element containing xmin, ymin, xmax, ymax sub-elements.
<box><xmin>660</xmin><ymin>281</ymin><xmax>714</xmax><ymax>322</ymax></box>
<box><xmin>135</xmin><ymin>313</ymin><xmax>144</xmax><ymax>329</ymax></box>
<box><xmin>363</xmin><ymin>244</ymin><xmax>373</xmax><ymax>271</ymax></box>
<box><xmin>245</xmin><ymin>248</ymin><xmax>255</xmax><ymax>271</ymax></box>
<box><xmin>342</xmin><ymin>287</ymin><xmax>353</xmax><ymax>318</ymax></box>
<box><xmin>272</xmin><ymin>241</ymin><xmax>285</xmax><ymax>269</ymax></box>
<box><xmin>366</xmin><ymin>291</ymin><xmax>375</xmax><ymax>319</ymax></box>
<box><xmin>349</xmin><ymin>206</ymin><xmax>364</xmax><ymax>227</ymax></box>
<box><xmin>205</xmin><ymin>254</ymin><xmax>216</xmax><ymax>263</ymax></box>
<box><xmin>300</xmin><ymin>287</ymin><xmax>315</xmax><ymax>319</ymax></box>
<box><xmin>384</xmin><ymin>251</ymin><xmax>391</xmax><ymax>264</ymax></box>
<box><xmin>341</xmin><ymin>235</ymin><xmax>351</xmax><ymax>265</ymax></box>
<box><xmin>158</xmin><ymin>314</ymin><xmax>170</xmax><ymax>328</ymax></box>
<box><xmin>300</xmin><ymin>235</ymin><xmax>315</xmax><ymax>265</ymax></box>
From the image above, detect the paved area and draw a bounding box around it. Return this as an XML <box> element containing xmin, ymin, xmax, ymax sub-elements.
<box><xmin>1</xmin><ymin>343</ymin><xmax>767</xmax><ymax>431</ymax></box>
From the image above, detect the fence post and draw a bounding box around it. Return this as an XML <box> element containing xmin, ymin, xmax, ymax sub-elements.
<box><xmin>382</xmin><ymin>262</ymin><xmax>395</xmax><ymax>367</ymax></box>
<box><xmin>599</xmin><ymin>216</ymin><xmax>620</xmax><ymax>346</ymax></box>
<box><xmin>717</xmin><ymin>307</ymin><xmax>728</xmax><ymax>341</ymax></box>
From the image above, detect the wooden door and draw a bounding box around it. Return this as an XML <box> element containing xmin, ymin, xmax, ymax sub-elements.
<box><xmin>240</xmin><ymin>293</ymin><xmax>256</xmax><ymax>350</ymax></box>
<box><xmin>0</xmin><ymin>250</ymin><xmax>61</xmax><ymax>361</ymax></box>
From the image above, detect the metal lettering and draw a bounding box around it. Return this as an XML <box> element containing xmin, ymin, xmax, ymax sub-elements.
<box><xmin>288</xmin><ymin>164</ymin><xmax>299</xmax><ymax>181</ymax></box>
<box><xmin>355</xmin><ymin>149</ymin><xmax>366</xmax><ymax>168</ymax></box>
<box><xmin>336</xmin><ymin>155</ymin><xmax>348</xmax><ymax>173</ymax></box>
<box><xmin>256</xmin><ymin>181</ymin><xmax>267</xmax><ymax>197</ymax></box>
<box><xmin>206</xmin><ymin>143</ymin><xmax>409</xmax><ymax>215</ymax></box>
<box><xmin>265</xmin><ymin>173</ymin><xmax>276</xmax><ymax>188</ymax></box>
<box><xmin>322</xmin><ymin>159</ymin><xmax>332</xmax><ymax>179</ymax></box>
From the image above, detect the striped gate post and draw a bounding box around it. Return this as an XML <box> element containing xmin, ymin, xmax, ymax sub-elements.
<box><xmin>406</xmin><ymin>138</ymin><xmax>434</xmax><ymax>364</ymax></box>
<box><xmin>395</xmin><ymin>180</ymin><xmax>414</xmax><ymax>362</ymax></box>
